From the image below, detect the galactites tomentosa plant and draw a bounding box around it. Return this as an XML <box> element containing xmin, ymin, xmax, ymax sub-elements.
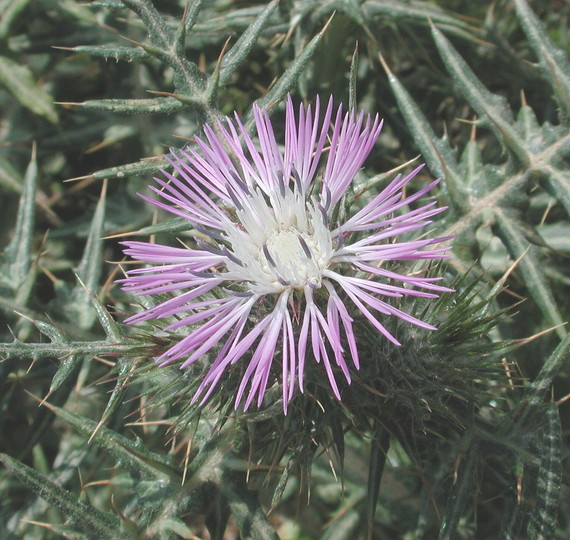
<box><xmin>120</xmin><ymin>96</ymin><xmax>453</xmax><ymax>413</ymax></box>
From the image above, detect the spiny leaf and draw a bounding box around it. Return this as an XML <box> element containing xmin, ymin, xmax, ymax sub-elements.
<box><xmin>253</xmin><ymin>15</ymin><xmax>333</xmax><ymax>114</ymax></box>
<box><xmin>431</xmin><ymin>24</ymin><xmax>529</xmax><ymax>166</ymax></box>
<box><xmin>517</xmin><ymin>104</ymin><xmax>542</xmax><ymax>148</ymax></box>
<box><xmin>527</xmin><ymin>402</ymin><xmax>562</xmax><ymax>539</ymax></box>
<box><xmin>270</xmin><ymin>457</ymin><xmax>296</xmax><ymax>509</ymax></box>
<box><xmin>542</xmin><ymin>166</ymin><xmax>570</xmax><ymax>218</ymax></box>
<box><xmin>183</xmin><ymin>0</ymin><xmax>205</xmax><ymax>35</ymax></box>
<box><xmin>222</xmin><ymin>476</ymin><xmax>280</xmax><ymax>540</ymax></box>
<box><xmin>0</xmin><ymin>0</ymin><xmax>29</xmax><ymax>40</ymax></box>
<box><xmin>59</xmin><ymin>44</ymin><xmax>150</xmax><ymax>61</ymax></box>
<box><xmin>362</xmin><ymin>0</ymin><xmax>478</xmax><ymax>41</ymax></box>
<box><xmin>26</xmin><ymin>318</ymin><xmax>80</xmax><ymax>396</ymax></box>
<box><xmin>48</xmin><ymin>354</ymin><xmax>80</xmax><ymax>396</ymax></box>
<box><xmin>120</xmin><ymin>0</ymin><xmax>207</xmax><ymax>97</ymax></box>
<box><xmin>348</xmin><ymin>43</ymin><xmax>359</xmax><ymax>111</ymax></box>
<box><xmin>17</xmin><ymin>361</ymin><xmax>83</xmax><ymax>459</ymax></box>
<box><xmin>91</xmin><ymin>294</ymin><xmax>123</xmax><ymax>341</ymax></box>
<box><xmin>3</xmin><ymin>148</ymin><xmax>36</xmax><ymax>280</ymax></box>
<box><xmin>90</xmin><ymin>0</ymin><xmax>126</xmax><ymax>7</ymax></box>
<box><xmin>0</xmin><ymin>338</ymin><xmax>133</xmax><ymax>360</ymax></box>
<box><xmin>218</xmin><ymin>0</ymin><xmax>279</xmax><ymax>87</ymax></box>
<box><xmin>97</xmin><ymin>357</ymin><xmax>132</xmax><ymax>429</ymax></box>
<box><xmin>460</xmin><ymin>135</ymin><xmax>490</xmax><ymax>194</ymax></box>
<box><xmin>438</xmin><ymin>439</ymin><xmax>477</xmax><ymax>540</ymax></box>
<box><xmin>32</xmin><ymin>319</ymin><xmax>70</xmax><ymax>344</ymax></box>
<box><xmin>6</xmin><ymin>445</ymin><xmax>91</xmax><ymax>538</ymax></box>
<box><xmin>66</xmin><ymin>155</ymin><xmax>167</xmax><ymax>182</ymax></box>
<box><xmin>0</xmin><ymin>453</ymin><xmax>125</xmax><ymax>538</ymax></box>
<box><xmin>0</xmin><ymin>56</ymin><xmax>58</xmax><ymax>123</ymax></box>
<box><xmin>366</xmin><ymin>427</ymin><xmax>390</xmax><ymax>538</ymax></box>
<box><xmin>0</xmin><ymin>147</ymin><xmax>37</xmax><ymax>306</ymax></box>
<box><xmin>379</xmin><ymin>53</ymin><xmax>469</xmax><ymax>214</ymax></box>
<box><xmin>44</xmin><ymin>401</ymin><xmax>179</xmax><ymax>481</ymax></box>
<box><xmin>513</xmin><ymin>0</ymin><xmax>570</xmax><ymax>121</ymax></box>
<box><xmin>75</xmin><ymin>180</ymin><xmax>106</xmax><ymax>290</ymax></box>
<box><xmin>0</xmin><ymin>157</ymin><xmax>23</xmax><ymax>192</ymax></box>
<box><xmin>525</xmin><ymin>334</ymin><xmax>570</xmax><ymax>408</ymax></box>
<box><xmin>61</xmin><ymin>182</ymin><xmax>107</xmax><ymax>330</ymax></box>
<box><xmin>130</xmin><ymin>216</ymin><xmax>193</xmax><ymax>236</ymax></box>
<box><xmin>63</xmin><ymin>97</ymin><xmax>184</xmax><ymax>114</ymax></box>
<box><xmin>492</xmin><ymin>207</ymin><xmax>567</xmax><ymax>340</ymax></box>
<box><xmin>120</xmin><ymin>0</ymin><xmax>170</xmax><ymax>49</ymax></box>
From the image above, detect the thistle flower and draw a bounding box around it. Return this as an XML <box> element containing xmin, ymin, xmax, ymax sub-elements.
<box><xmin>120</xmin><ymin>97</ymin><xmax>451</xmax><ymax>413</ymax></box>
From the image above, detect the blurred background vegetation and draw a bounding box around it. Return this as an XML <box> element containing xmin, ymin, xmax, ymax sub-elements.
<box><xmin>0</xmin><ymin>0</ymin><xmax>569</xmax><ymax>538</ymax></box>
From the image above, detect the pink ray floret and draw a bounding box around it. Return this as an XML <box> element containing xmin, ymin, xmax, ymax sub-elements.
<box><xmin>120</xmin><ymin>96</ymin><xmax>452</xmax><ymax>413</ymax></box>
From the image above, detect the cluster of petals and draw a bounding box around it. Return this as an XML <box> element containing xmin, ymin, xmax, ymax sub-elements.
<box><xmin>120</xmin><ymin>96</ymin><xmax>452</xmax><ymax>412</ymax></box>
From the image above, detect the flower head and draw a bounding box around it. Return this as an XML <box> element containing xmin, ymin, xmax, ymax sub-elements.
<box><xmin>120</xmin><ymin>97</ymin><xmax>451</xmax><ymax>412</ymax></box>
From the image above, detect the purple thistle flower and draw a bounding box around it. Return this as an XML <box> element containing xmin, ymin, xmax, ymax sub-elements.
<box><xmin>120</xmin><ymin>96</ymin><xmax>452</xmax><ymax>413</ymax></box>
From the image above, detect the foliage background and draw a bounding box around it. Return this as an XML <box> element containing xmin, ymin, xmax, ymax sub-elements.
<box><xmin>0</xmin><ymin>0</ymin><xmax>569</xmax><ymax>538</ymax></box>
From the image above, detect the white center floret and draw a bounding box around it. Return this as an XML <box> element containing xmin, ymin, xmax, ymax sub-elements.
<box><xmin>263</xmin><ymin>227</ymin><xmax>322</xmax><ymax>289</ymax></box>
<box><xmin>222</xmin><ymin>183</ymin><xmax>335</xmax><ymax>294</ymax></box>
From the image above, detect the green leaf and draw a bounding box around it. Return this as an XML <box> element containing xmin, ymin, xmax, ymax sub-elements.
<box><xmin>513</xmin><ymin>0</ymin><xmax>570</xmax><ymax>121</ymax></box>
<box><xmin>0</xmin><ymin>453</ymin><xmax>124</xmax><ymax>538</ymax></box>
<box><xmin>4</xmin><ymin>149</ymin><xmax>36</xmax><ymax>279</ymax></box>
<box><xmin>431</xmin><ymin>24</ymin><xmax>529</xmax><ymax>166</ymax></box>
<box><xmin>90</xmin><ymin>0</ymin><xmax>126</xmax><ymax>7</ymax></box>
<box><xmin>0</xmin><ymin>148</ymin><xmax>37</xmax><ymax>304</ymax></box>
<box><xmin>16</xmin><ymin>360</ymin><xmax>83</xmax><ymax>459</ymax></box>
<box><xmin>270</xmin><ymin>457</ymin><xmax>296</xmax><ymax>509</ymax></box>
<box><xmin>0</xmin><ymin>338</ymin><xmax>133</xmax><ymax>361</ymax></box>
<box><xmin>366</xmin><ymin>427</ymin><xmax>390</xmax><ymax>537</ymax></box>
<box><xmin>6</xmin><ymin>445</ymin><xmax>90</xmax><ymax>537</ymax></box>
<box><xmin>120</xmin><ymin>0</ymin><xmax>169</xmax><ymax>49</ymax></box>
<box><xmin>48</xmin><ymin>353</ymin><xmax>80</xmax><ymax>396</ymax></box>
<box><xmin>222</xmin><ymin>477</ymin><xmax>279</xmax><ymax>540</ymax></box>
<box><xmin>460</xmin><ymin>138</ymin><xmax>485</xmax><ymax>190</ymax></box>
<box><xmin>541</xmin><ymin>166</ymin><xmax>570</xmax><ymax>218</ymax></box>
<box><xmin>0</xmin><ymin>157</ymin><xmax>23</xmax><ymax>192</ymax></box>
<box><xmin>218</xmin><ymin>0</ymin><xmax>279</xmax><ymax>87</ymax></box>
<box><xmin>380</xmin><ymin>53</ymin><xmax>469</xmax><ymax>214</ymax></box>
<box><xmin>121</xmin><ymin>0</ymin><xmax>207</xmax><ymax>98</ymax></box>
<box><xmin>0</xmin><ymin>0</ymin><xmax>29</xmax><ymax>40</ymax></box>
<box><xmin>348</xmin><ymin>43</ymin><xmax>359</xmax><ymax>111</ymax></box>
<box><xmin>97</xmin><ymin>357</ymin><xmax>131</xmax><ymax>429</ymax></box>
<box><xmin>91</xmin><ymin>294</ymin><xmax>123</xmax><ymax>341</ymax></box>
<box><xmin>0</xmin><ymin>56</ymin><xmax>58</xmax><ymax>123</ymax></box>
<box><xmin>74</xmin><ymin>182</ymin><xmax>106</xmax><ymax>292</ymax></box>
<box><xmin>66</xmin><ymin>154</ymin><xmax>167</xmax><ymax>182</ymax></box>
<box><xmin>46</xmin><ymin>402</ymin><xmax>178</xmax><ymax>481</ymax></box>
<box><xmin>70</xmin><ymin>97</ymin><xmax>184</xmax><ymax>114</ymax></box>
<box><xmin>492</xmin><ymin>208</ymin><xmax>567</xmax><ymax>340</ymax></box>
<box><xmin>64</xmin><ymin>44</ymin><xmax>150</xmax><ymax>61</ymax></box>
<box><xmin>362</xmin><ymin>0</ymin><xmax>478</xmax><ymax>41</ymax></box>
<box><xmin>525</xmin><ymin>335</ymin><xmax>570</xmax><ymax>408</ymax></box>
<box><xmin>252</xmin><ymin>15</ymin><xmax>332</xmax><ymax>115</ymax></box>
<box><xmin>132</xmin><ymin>216</ymin><xmax>193</xmax><ymax>236</ymax></box>
<box><xmin>527</xmin><ymin>402</ymin><xmax>562</xmax><ymax>539</ymax></box>
<box><xmin>27</xmin><ymin>318</ymin><xmax>81</xmax><ymax>396</ymax></box>
<box><xmin>183</xmin><ymin>0</ymin><xmax>204</xmax><ymax>35</ymax></box>
<box><xmin>438</xmin><ymin>440</ymin><xmax>477</xmax><ymax>540</ymax></box>
<box><xmin>62</xmin><ymin>182</ymin><xmax>107</xmax><ymax>330</ymax></box>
